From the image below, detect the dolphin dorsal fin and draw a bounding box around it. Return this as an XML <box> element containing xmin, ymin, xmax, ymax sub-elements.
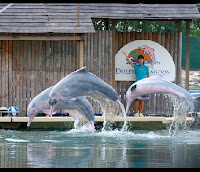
<box><xmin>78</xmin><ymin>66</ymin><xmax>87</xmax><ymax>71</ymax></box>
<box><xmin>68</xmin><ymin>66</ymin><xmax>88</xmax><ymax>76</ymax></box>
<box><xmin>74</xmin><ymin>66</ymin><xmax>88</xmax><ymax>73</ymax></box>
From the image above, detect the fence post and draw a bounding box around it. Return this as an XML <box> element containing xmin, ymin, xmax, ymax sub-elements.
<box><xmin>177</xmin><ymin>20</ymin><xmax>182</xmax><ymax>87</ymax></box>
<box><xmin>112</xmin><ymin>20</ymin><xmax>116</xmax><ymax>88</ymax></box>
<box><xmin>79</xmin><ymin>40</ymin><xmax>84</xmax><ymax>68</ymax></box>
<box><xmin>185</xmin><ymin>20</ymin><xmax>191</xmax><ymax>91</ymax></box>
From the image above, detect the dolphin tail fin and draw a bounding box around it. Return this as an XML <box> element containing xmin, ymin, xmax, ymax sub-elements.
<box><xmin>125</xmin><ymin>100</ymin><xmax>133</xmax><ymax>114</ymax></box>
<box><xmin>89</xmin><ymin>121</ymin><xmax>95</xmax><ymax>133</ymax></box>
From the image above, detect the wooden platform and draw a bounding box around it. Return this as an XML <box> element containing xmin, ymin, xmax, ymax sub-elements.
<box><xmin>0</xmin><ymin>116</ymin><xmax>195</xmax><ymax>130</ymax></box>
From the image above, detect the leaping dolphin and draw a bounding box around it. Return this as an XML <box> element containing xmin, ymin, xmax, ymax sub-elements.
<box><xmin>27</xmin><ymin>86</ymin><xmax>95</xmax><ymax>132</ymax></box>
<box><xmin>48</xmin><ymin>66</ymin><xmax>121</xmax><ymax>116</ymax></box>
<box><xmin>125</xmin><ymin>76</ymin><xmax>195</xmax><ymax>114</ymax></box>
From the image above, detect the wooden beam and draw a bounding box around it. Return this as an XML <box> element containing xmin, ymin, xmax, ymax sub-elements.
<box><xmin>79</xmin><ymin>40</ymin><xmax>84</xmax><ymax>68</ymax></box>
<box><xmin>104</xmin><ymin>18</ymin><xmax>109</xmax><ymax>30</ymax></box>
<box><xmin>112</xmin><ymin>20</ymin><xmax>116</xmax><ymax>88</ymax></box>
<box><xmin>76</xmin><ymin>3</ymin><xmax>80</xmax><ymax>27</ymax></box>
<box><xmin>185</xmin><ymin>20</ymin><xmax>191</xmax><ymax>91</ymax></box>
<box><xmin>0</xmin><ymin>35</ymin><xmax>85</xmax><ymax>41</ymax></box>
<box><xmin>0</xmin><ymin>116</ymin><xmax>195</xmax><ymax>124</ymax></box>
<box><xmin>177</xmin><ymin>20</ymin><xmax>182</xmax><ymax>87</ymax></box>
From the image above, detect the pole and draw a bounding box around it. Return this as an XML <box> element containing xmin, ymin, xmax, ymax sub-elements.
<box><xmin>185</xmin><ymin>20</ymin><xmax>191</xmax><ymax>91</ymax></box>
<box><xmin>79</xmin><ymin>40</ymin><xmax>84</xmax><ymax>68</ymax></box>
<box><xmin>177</xmin><ymin>20</ymin><xmax>182</xmax><ymax>87</ymax></box>
<box><xmin>112</xmin><ymin>20</ymin><xmax>116</xmax><ymax>88</ymax></box>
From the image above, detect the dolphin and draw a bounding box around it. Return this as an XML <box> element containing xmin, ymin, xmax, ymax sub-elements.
<box><xmin>125</xmin><ymin>76</ymin><xmax>194</xmax><ymax>114</ymax></box>
<box><xmin>48</xmin><ymin>66</ymin><xmax>121</xmax><ymax>116</ymax></box>
<box><xmin>27</xmin><ymin>86</ymin><xmax>95</xmax><ymax>131</ymax></box>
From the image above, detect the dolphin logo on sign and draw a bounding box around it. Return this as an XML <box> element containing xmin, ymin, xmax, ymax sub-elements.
<box><xmin>122</xmin><ymin>45</ymin><xmax>160</xmax><ymax>69</ymax></box>
<box><xmin>115</xmin><ymin>40</ymin><xmax>175</xmax><ymax>82</ymax></box>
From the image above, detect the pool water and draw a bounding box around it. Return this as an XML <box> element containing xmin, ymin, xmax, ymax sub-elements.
<box><xmin>0</xmin><ymin>127</ymin><xmax>200</xmax><ymax>168</ymax></box>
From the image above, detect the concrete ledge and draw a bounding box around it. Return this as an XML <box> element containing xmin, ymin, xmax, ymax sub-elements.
<box><xmin>11</xmin><ymin>117</ymin><xmax>75</xmax><ymax>123</ymax></box>
<box><xmin>0</xmin><ymin>116</ymin><xmax>196</xmax><ymax>130</ymax></box>
<box><xmin>0</xmin><ymin>117</ymin><xmax>11</xmax><ymax>122</ymax></box>
<box><xmin>0</xmin><ymin>116</ymin><xmax>195</xmax><ymax>124</ymax></box>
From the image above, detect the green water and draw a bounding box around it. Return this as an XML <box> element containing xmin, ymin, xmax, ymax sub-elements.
<box><xmin>0</xmin><ymin>127</ymin><xmax>200</xmax><ymax>168</ymax></box>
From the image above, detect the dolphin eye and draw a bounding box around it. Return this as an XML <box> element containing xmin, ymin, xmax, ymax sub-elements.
<box><xmin>131</xmin><ymin>84</ymin><xmax>137</xmax><ymax>92</ymax></box>
<box><xmin>50</xmin><ymin>99</ymin><xmax>57</xmax><ymax>105</ymax></box>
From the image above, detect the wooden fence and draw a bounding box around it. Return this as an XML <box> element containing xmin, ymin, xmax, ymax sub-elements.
<box><xmin>0</xmin><ymin>38</ymin><xmax>79</xmax><ymax>115</ymax></box>
<box><xmin>0</xmin><ymin>30</ymin><xmax>181</xmax><ymax>116</ymax></box>
<box><xmin>84</xmin><ymin>30</ymin><xmax>181</xmax><ymax>115</ymax></box>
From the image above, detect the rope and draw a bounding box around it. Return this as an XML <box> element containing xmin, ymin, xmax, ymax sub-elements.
<box><xmin>0</xmin><ymin>48</ymin><xmax>23</xmax><ymax>99</ymax></box>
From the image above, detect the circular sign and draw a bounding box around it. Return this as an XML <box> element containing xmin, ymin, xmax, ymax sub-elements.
<box><xmin>115</xmin><ymin>40</ymin><xmax>175</xmax><ymax>82</ymax></box>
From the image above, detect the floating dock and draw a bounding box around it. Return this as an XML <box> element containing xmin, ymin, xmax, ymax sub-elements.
<box><xmin>0</xmin><ymin>116</ymin><xmax>195</xmax><ymax>130</ymax></box>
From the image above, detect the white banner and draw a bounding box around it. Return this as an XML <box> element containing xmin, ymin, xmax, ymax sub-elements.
<box><xmin>115</xmin><ymin>40</ymin><xmax>176</xmax><ymax>82</ymax></box>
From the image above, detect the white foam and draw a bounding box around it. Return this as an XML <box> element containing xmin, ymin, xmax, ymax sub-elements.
<box><xmin>40</xmin><ymin>140</ymin><xmax>62</xmax><ymax>143</ymax></box>
<box><xmin>95</xmin><ymin>130</ymin><xmax>169</xmax><ymax>140</ymax></box>
<box><xmin>62</xmin><ymin>127</ymin><xmax>170</xmax><ymax>141</ymax></box>
<box><xmin>5</xmin><ymin>138</ymin><xmax>30</xmax><ymax>143</ymax></box>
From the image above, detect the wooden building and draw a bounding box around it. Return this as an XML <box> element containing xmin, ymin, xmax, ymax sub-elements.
<box><xmin>0</xmin><ymin>3</ymin><xmax>199</xmax><ymax>116</ymax></box>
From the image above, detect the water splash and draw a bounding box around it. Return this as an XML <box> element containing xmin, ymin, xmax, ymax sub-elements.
<box><xmin>62</xmin><ymin>109</ymin><xmax>87</xmax><ymax>130</ymax></box>
<box><xmin>166</xmin><ymin>94</ymin><xmax>192</xmax><ymax>135</ymax></box>
<box><xmin>87</xmin><ymin>95</ymin><xmax>127</xmax><ymax>131</ymax></box>
<box><xmin>117</xmin><ymin>100</ymin><xmax>128</xmax><ymax>132</ymax></box>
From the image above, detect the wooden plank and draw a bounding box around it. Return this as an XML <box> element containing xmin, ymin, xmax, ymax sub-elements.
<box><xmin>5</xmin><ymin>40</ymin><xmax>9</xmax><ymax>108</ymax></box>
<box><xmin>140</xmin><ymin>4</ymin><xmax>197</xmax><ymax>8</ymax></box>
<box><xmin>1</xmin><ymin>41</ymin><xmax>5</xmax><ymax>107</ymax></box>
<box><xmin>98</xmin><ymin>31</ymin><xmax>101</xmax><ymax>79</ymax></box>
<box><xmin>105</xmin><ymin>30</ymin><xmax>109</xmax><ymax>84</ymax></box>
<box><xmin>79</xmin><ymin>40</ymin><xmax>84</xmax><ymax>68</ymax></box>
<box><xmin>0</xmin><ymin>19</ymin><xmax>48</xmax><ymax>22</ymax></box>
<box><xmin>0</xmin><ymin>36</ymin><xmax>85</xmax><ymax>41</ymax></box>
<box><xmin>19</xmin><ymin>40</ymin><xmax>23</xmax><ymax>115</ymax></box>
<box><xmin>15</xmin><ymin>41</ymin><xmax>20</xmax><ymax>111</ymax></box>
<box><xmin>7</xmin><ymin>40</ymin><xmax>12</xmax><ymax>107</ymax></box>
<box><xmin>4</xmin><ymin>8</ymin><xmax>47</xmax><ymax>13</ymax></box>
<box><xmin>185</xmin><ymin>20</ymin><xmax>191</xmax><ymax>91</ymax></box>
<box><xmin>0</xmin><ymin>15</ymin><xmax>48</xmax><ymax>19</ymax></box>
<box><xmin>177</xmin><ymin>20</ymin><xmax>182</xmax><ymax>87</ymax></box>
<box><xmin>112</xmin><ymin>21</ymin><xmax>116</xmax><ymax>88</ymax></box>
<box><xmin>0</xmin><ymin>41</ymin><xmax>2</xmax><ymax>107</ymax></box>
<box><xmin>26</xmin><ymin>40</ymin><xmax>31</xmax><ymax>108</ymax></box>
<box><xmin>76</xmin><ymin>3</ymin><xmax>80</xmax><ymax>27</ymax></box>
<box><xmin>173</xmin><ymin>33</ymin><xmax>178</xmax><ymax>84</ymax></box>
<box><xmin>169</xmin><ymin>32</ymin><xmax>174</xmax><ymax>58</ymax></box>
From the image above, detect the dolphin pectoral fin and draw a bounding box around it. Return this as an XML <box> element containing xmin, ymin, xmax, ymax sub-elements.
<box><xmin>50</xmin><ymin>106</ymin><xmax>56</xmax><ymax>116</ymax></box>
<box><xmin>89</xmin><ymin>121</ymin><xmax>95</xmax><ymax>133</ymax></box>
<box><xmin>131</xmin><ymin>85</ymin><xmax>137</xmax><ymax>92</ymax></box>
<box><xmin>43</xmin><ymin>109</ymin><xmax>56</xmax><ymax>116</ymax></box>
<box><xmin>126</xmin><ymin>100</ymin><xmax>133</xmax><ymax>114</ymax></box>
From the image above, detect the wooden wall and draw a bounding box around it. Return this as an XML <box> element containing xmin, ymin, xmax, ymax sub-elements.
<box><xmin>0</xmin><ymin>38</ymin><xmax>78</xmax><ymax>115</ymax></box>
<box><xmin>0</xmin><ymin>30</ymin><xmax>181</xmax><ymax>116</ymax></box>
